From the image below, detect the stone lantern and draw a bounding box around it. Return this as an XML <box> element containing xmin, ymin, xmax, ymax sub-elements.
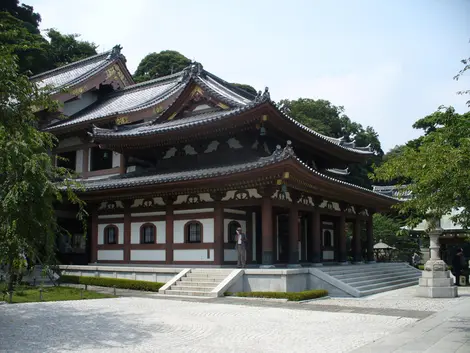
<box><xmin>416</xmin><ymin>224</ymin><xmax>458</xmax><ymax>298</ymax></box>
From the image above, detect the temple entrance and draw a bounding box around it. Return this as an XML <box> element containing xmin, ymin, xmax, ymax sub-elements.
<box><xmin>277</xmin><ymin>214</ymin><xmax>289</xmax><ymax>263</ymax></box>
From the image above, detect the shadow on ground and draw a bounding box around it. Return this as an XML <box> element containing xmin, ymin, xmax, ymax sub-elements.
<box><xmin>0</xmin><ymin>298</ymin><xmax>156</xmax><ymax>352</ymax></box>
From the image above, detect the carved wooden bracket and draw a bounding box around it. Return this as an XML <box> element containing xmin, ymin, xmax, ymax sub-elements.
<box><xmin>162</xmin><ymin>195</ymin><xmax>177</xmax><ymax>206</ymax></box>
<box><xmin>210</xmin><ymin>191</ymin><xmax>225</xmax><ymax>202</ymax></box>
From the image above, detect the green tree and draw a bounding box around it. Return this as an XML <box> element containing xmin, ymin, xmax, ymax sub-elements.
<box><xmin>454</xmin><ymin>49</ymin><xmax>470</xmax><ymax>107</ymax></box>
<box><xmin>373</xmin><ymin>106</ymin><xmax>470</xmax><ymax>229</ymax></box>
<box><xmin>0</xmin><ymin>47</ymin><xmax>86</xmax><ymax>298</ymax></box>
<box><xmin>373</xmin><ymin>214</ymin><xmax>420</xmax><ymax>262</ymax></box>
<box><xmin>0</xmin><ymin>0</ymin><xmax>41</xmax><ymax>33</ymax></box>
<box><xmin>45</xmin><ymin>29</ymin><xmax>97</xmax><ymax>68</ymax></box>
<box><xmin>134</xmin><ymin>50</ymin><xmax>191</xmax><ymax>82</ymax></box>
<box><xmin>230</xmin><ymin>83</ymin><xmax>257</xmax><ymax>96</ymax></box>
<box><xmin>280</xmin><ymin>98</ymin><xmax>383</xmax><ymax>188</ymax></box>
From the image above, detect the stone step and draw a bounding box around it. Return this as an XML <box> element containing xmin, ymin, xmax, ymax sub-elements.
<box><xmin>322</xmin><ymin>264</ymin><xmax>408</xmax><ymax>276</ymax></box>
<box><xmin>356</xmin><ymin>277</ymin><xmax>419</xmax><ymax>291</ymax></box>
<box><xmin>171</xmin><ymin>286</ymin><xmax>215</xmax><ymax>292</ymax></box>
<box><xmin>181</xmin><ymin>276</ymin><xmax>226</xmax><ymax>282</ymax></box>
<box><xmin>345</xmin><ymin>273</ymin><xmax>420</xmax><ymax>287</ymax></box>
<box><xmin>184</xmin><ymin>274</ymin><xmax>228</xmax><ymax>281</ymax></box>
<box><xmin>164</xmin><ymin>289</ymin><xmax>213</xmax><ymax>297</ymax></box>
<box><xmin>359</xmin><ymin>282</ymin><xmax>419</xmax><ymax>297</ymax></box>
<box><xmin>325</xmin><ymin>267</ymin><xmax>411</xmax><ymax>278</ymax></box>
<box><xmin>174</xmin><ymin>281</ymin><xmax>219</xmax><ymax>288</ymax></box>
<box><xmin>341</xmin><ymin>272</ymin><xmax>420</xmax><ymax>284</ymax></box>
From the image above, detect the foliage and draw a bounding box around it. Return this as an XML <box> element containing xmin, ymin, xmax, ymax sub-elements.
<box><xmin>59</xmin><ymin>275</ymin><xmax>165</xmax><ymax>292</ymax></box>
<box><xmin>279</xmin><ymin>98</ymin><xmax>382</xmax><ymax>188</ymax></box>
<box><xmin>230</xmin><ymin>83</ymin><xmax>257</xmax><ymax>96</ymax></box>
<box><xmin>372</xmin><ymin>106</ymin><xmax>470</xmax><ymax>229</ymax></box>
<box><xmin>0</xmin><ymin>48</ymin><xmax>87</xmax><ymax>295</ymax></box>
<box><xmin>45</xmin><ymin>29</ymin><xmax>97</xmax><ymax>69</ymax></box>
<box><xmin>373</xmin><ymin>214</ymin><xmax>420</xmax><ymax>261</ymax></box>
<box><xmin>226</xmin><ymin>289</ymin><xmax>329</xmax><ymax>301</ymax></box>
<box><xmin>0</xmin><ymin>8</ymin><xmax>97</xmax><ymax>75</ymax></box>
<box><xmin>454</xmin><ymin>49</ymin><xmax>470</xmax><ymax>107</ymax></box>
<box><xmin>0</xmin><ymin>0</ymin><xmax>41</xmax><ymax>34</ymax></box>
<box><xmin>0</xmin><ymin>284</ymin><xmax>113</xmax><ymax>303</ymax></box>
<box><xmin>133</xmin><ymin>50</ymin><xmax>191</xmax><ymax>82</ymax></box>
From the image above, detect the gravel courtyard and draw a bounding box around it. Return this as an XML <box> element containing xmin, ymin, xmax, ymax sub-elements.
<box><xmin>0</xmin><ymin>297</ymin><xmax>416</xmax><ymax>353</ymax></box>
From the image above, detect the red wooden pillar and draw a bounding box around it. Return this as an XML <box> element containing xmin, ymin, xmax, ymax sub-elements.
<box><xmin>366</xmin><ymin>212</ymin><xmax>375</xmax><ymax>262</ymax></box>
<box><xmin>90</xmin><ymin>205</ymin><xmax>98</xmax><ymax>263</ymax></box>
<box><xmin>123</xmin><ymin>201</ymin><xmax>131</xmax><ymax>263</ymax></box>
<box><xmin>165</xmin><ymin>206</ymin><xmax>174</xmax><ymax>264</ymax></box>
<box><xmin>338</xmin><ymin>211</ymin><xmax>347</xmax><ymax>263</ymax></box>
<box><xmin>353</xmin><ymin>217</ymin><xmax>362</xmax><ymax>262</ymax></box>
<box><xmin>213</xmin><ymin>200</ymin><xmax>224</xmax><ymax>265</ymax></box>
<box><xmin>164</xmin><ymin>196</ymin><xmax>176</xmax><ymax>265</ymax></box>
<box><xmin>288</xmin><ymin>204</ymin><xmax>299</xmax><ymax>264</ymax></box>
<box><xmin>311</xmin><ymin>208</ymin><xmax>322</xmax><ymax>263</ymax></box>
<box><xmin>261</xmin><ymin>196</ymin><xmax>274</xmax><ymax>265</ymax></box>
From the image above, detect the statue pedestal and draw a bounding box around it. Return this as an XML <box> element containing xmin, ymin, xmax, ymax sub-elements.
<box><xmin>416</xmin><ymin>227</ymin><xmax>457</xmax><ymax>298</ymax></box>
<box><xmin>416</xmin><ymin>264</ymin><xmax>457</xmax><ymax>298</ymax></box>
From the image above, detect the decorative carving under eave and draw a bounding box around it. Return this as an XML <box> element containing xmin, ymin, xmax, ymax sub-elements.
<box><xmin>227</xmin><ymin>137</ymin><xmax>243</xmax><ymax>149</ymax></box>
<box><xmin>98</xmin><ymin>200</ymin><xmax>125</xmax><ymax>211</ymax></box>
<box><xmin>234</xmin><ymin>189</ymin><xmax>249</xmax><ymax>200</ymax></box>
<box><xmin>163</xmin><ymin>147</ymin><xmax>177</xmax><ymax>159</ymax></box>
<box><xmin>142</xmin><ymin>198</ymin><xmax>154</xmax><ymax>208</ymax></box>
<box><xmin>298</xmin><ymin>194</ymin><xmax>313</xmax><ymax>206</ymax></box>
<box><xmin>183</xmin><ymin>144</ymin><xmax>198</xmax><ymax>155</ymax></box>
<box><xmin>210</xmin><ymin>191</ymin><xmax>225</xmax><ymax>202</ymax></box>
<box><xmin>326</xmin><ymin>201</ymin><xmax>335</xmax><ymax>210</ymax></box>
<box><xmin>204</xmin><ymin>140</ymin><xmax>219</xmax><ymax>153</ymax></box>
<box><xmin>186</xmin><ymin>194</ymin><xmax>201</xmax><ymax>204</ymax></box>
<box><xmin>272</xmin><ymin>190</ymin><xmax>292</xmax><ymax>202</ymax></box>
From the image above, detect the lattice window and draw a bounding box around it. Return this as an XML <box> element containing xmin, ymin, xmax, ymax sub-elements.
<box><xmin>186</xmin><ymin>221</ymin><xmax>202</xmax><ymax>243</ymax></box>
<box><xmin>104</xmin><ymin>225</ymin><xmax>118</xmax><ymax>244</ymax></box>
<box><xmin>141</xmin><ymin>224</ymin><xmax>156</xmax><ymax>244</ymax></box>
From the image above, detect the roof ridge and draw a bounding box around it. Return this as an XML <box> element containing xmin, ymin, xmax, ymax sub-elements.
<box><xmin>202</xmin><ymin>70</ymin><xmax>257</xmax><ymax>100</ymax></box>
<box><xmin>30</xmin><ymin>49</ymin><xmax>112</xmax><ymax>80</ymax></box>
<box><xmin>119</xmin><ymin>70</ymin><xmax>186</xmax><ymax>93</ymax></box>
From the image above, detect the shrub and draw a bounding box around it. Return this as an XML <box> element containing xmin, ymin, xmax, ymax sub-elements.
<box><xmin>229</xmin><ymin>289</ymin><xmax>328</xmax><ymax>301</ymax></box>
<box><xmin>59</xmin><ymin>275</ymin><xmax>164</xmax><ymax>292</ymax></box>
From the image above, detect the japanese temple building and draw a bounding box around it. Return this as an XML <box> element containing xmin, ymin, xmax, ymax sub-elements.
<box><xmin>35</xmin><ymin>45</ymin><xmax>399</xmax><ymax>267</ymax></box>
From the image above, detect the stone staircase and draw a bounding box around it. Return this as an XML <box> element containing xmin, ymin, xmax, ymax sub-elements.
<box><xmin>320</xmin><ymin>262</ymin><xmax>422</xmax><ymax>297</ymax></box>
<box><xmin>161</xmin><ymin>269</ymin><xmax>234</xmax><ymax>297</ymax></box>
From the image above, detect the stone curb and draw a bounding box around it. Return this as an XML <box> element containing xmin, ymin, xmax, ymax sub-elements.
<box><xmin>224</xmin><ymin>296</ymin><xmax>288</xmax><ymax>303</ymax></box>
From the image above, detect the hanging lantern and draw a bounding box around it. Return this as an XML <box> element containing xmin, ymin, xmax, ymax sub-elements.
<box><xmin>281</xmin><ymin>183</ymin><xmax>287</xmax><ymax>193</ymax></box>
<box><xmin>103</xmin><ymin>151</ymin><xmax>109</xmax><ymax>159</ymax></box>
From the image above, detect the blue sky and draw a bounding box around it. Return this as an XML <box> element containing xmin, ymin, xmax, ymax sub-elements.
<box><xmin>29</xmin><ymin>0</ymin><xmax>470</xmax><ymax>152</ymax></box>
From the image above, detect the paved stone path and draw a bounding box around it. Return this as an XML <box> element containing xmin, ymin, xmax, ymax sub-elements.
<box><xmin>352</xmin><ymin>290</ymin><xmax>470</xmax><ymax>353</ymax></box>
<box><xmin>0</xmin><ymin>297</ymin><xmax>416</xmax><ymax>353</ymax></box>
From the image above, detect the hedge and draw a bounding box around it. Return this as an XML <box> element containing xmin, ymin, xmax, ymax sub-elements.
<box><xmin>226</xmin><ymin>289</ymin><xmax>328</xmax><ymax>301</ymax></box>
<box><xmin>59</xmin><ymin>275</ymin><xmax>164</xmax><ymax>292</ymax></box>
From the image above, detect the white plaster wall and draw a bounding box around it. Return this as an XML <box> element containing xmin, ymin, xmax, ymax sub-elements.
<box><xmin>130</xmin><ymin>221</ymin><xmax>166</xmax><ymax>244</ymax></box>
<box><xmin>173</xmin><ymin>218</ymin><xmax>214</xmax><ymax>243</ymax></box>
<box><xmin>75</xmin><ymin>149</ymin><xmax>83</xmax><ymax>173</ymax></box>
<box><xmin>224</xmin><ymin>249</ymin><xmax>237</xmax><ymax>262</ymax></box>
<box><xmin>323</xmin><ymin>250</ymin><xmax>335</xmax><ymax>260</ymax></box>
<box><xmin>97</xmin><ymin>223</ymin><xmax>124</xmax><ymax>245</ymax></box>
<box><xmin>57</xmin><ymin>136</ymin><xmax>82</xmax><ymax>149</ymax></box>
<box><xmin>62</xmin><ymin>91</ymin><xmax>98</xmax><ymax>116</ymax></box>
<box><xmin>97</xmin><ymin>250</ymin><xmax>123</xmax><ymax>261</ymax></box>
<box><xmin>112</xmin><ymin>152</ymin><xmax>121</xmax><ymax>168</ymax></box>
<box><xmin>174</xmin><ymin>249</ymin><xmax>214</xmax><ymax>261</ymax></box>
<box><xmin>130</xmin><ymin>250</ymin><xmax>165</xmax><ymax>262</ymax></box>
<box><xmin>223</xmin><ymin>219</ymin><xmax>246</xmax><ymax>243</ymax></box>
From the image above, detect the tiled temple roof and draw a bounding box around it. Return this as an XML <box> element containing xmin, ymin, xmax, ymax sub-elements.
<box><xmin>46</xmin><ymin>72</ymin><xmax>184</xmax><ymax>131</ymax></box>
<box><xmin>372</xmin><ymin>185</ymin><xmax>413</xmax><ymax>200</ymax></box>
<box><xmin>91</xmin><ymin>100</ymin><xmax>262</xmax><ymax>138</ymax></box>
<box><xmin>76</xmin><ymin>142</ymin><xmax>397</xmax><ymax>204</ymax></box>
<box><xmin>30</xmin><ymin>45</ymin><xmax>129</xmax><ymax>93</ymax></box>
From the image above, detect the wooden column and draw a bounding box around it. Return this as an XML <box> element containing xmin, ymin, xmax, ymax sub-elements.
<box><xmin>353</xmin><ymin>217</ymin><xmax>362</xmax><ymax>262</ymax></box>
<box><xmin>366</xmin><ymin>212</ymin><xmax>375</xmax><ymax>262</ymax></box>
<box><xmin>90</xmin><ymin>205</ymin><xmax>98</xmax><ymax>263</ymax></box>
<box><xmin>82</xmin><ymin>147</ymin><xmax>89</xmax><ymax>178</ymax></box>
<box><xmin>261</xmin><ymin>195</ymin><xmax>274</xmax><ymax>265</ymax></box>
<box><xmin>338</xmin><ymin>210</ymin><xmax>347</xmax><ymax>263</ymax></box>
<box><xmin>123</xmin><ymin>200</ymin><xmax>132</xmax><ymax>263</ymax></box>
<box><xmin>164</xmin><ymin>196</ymin><xmax>176</xmax><ymax>265</ymax></box>
<box><xmin>212</xmin><ymin>192</ymin><xmax>224</xmax><ymax>266</ymax></box>
<box><xmin>311</xmin><ymin>208</ymin><xmax>322</xmax><ymax>263</ymax></box>
<box><xmin>288</xmin><ymin>204</ymin><xmax>299</xmax><ymax>264</ymax></box>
